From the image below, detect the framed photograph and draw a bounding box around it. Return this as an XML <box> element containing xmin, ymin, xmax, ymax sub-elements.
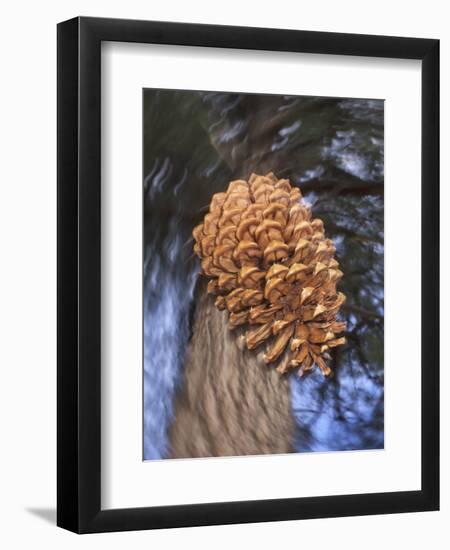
<box><xmin>57</xmin><ymin>16</ymin><xmax>439</xmax><ymax>533</ymax></box>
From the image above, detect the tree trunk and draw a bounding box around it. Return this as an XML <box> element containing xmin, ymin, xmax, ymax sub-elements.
<box><xmin>168</xmin><ymin>279</ymin><xmax>295</xmax><ymax>458</ymax></box>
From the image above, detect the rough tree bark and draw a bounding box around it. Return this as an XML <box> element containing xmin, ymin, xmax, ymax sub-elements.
<box><xmin>168</xmin><ymin>279</ymin><xmax>296</xmax><ymax>458</ymax></box>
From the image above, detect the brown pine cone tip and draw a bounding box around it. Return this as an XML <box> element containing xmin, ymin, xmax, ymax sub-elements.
<box><xmin>192</xmin><ymin>172</ymin><xmax>347</xmax><ymax>377</ymax></box>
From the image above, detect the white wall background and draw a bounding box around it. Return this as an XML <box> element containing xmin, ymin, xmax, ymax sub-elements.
<box><xmin>0</xmin><ymin>0</ymin><xmax>447</xmax><ymax>547</ymax></box>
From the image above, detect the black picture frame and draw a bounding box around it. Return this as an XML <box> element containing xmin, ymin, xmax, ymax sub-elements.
<box><xmin>57</xmin><ymin>16</ymin><xmax>439</xmax><ymax>534</ymax></box>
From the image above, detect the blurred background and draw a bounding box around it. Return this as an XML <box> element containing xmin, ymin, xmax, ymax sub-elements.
<box><xmin>143</xmin><ymin>90</ymin><xmax>384</xmax><ymax>460</ymax></box>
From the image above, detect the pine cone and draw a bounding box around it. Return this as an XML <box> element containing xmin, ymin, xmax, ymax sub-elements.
<box><xmin>193</xmin><ymin>172</ymin><xmax>346</xmax><ymax>376</ymax></box>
